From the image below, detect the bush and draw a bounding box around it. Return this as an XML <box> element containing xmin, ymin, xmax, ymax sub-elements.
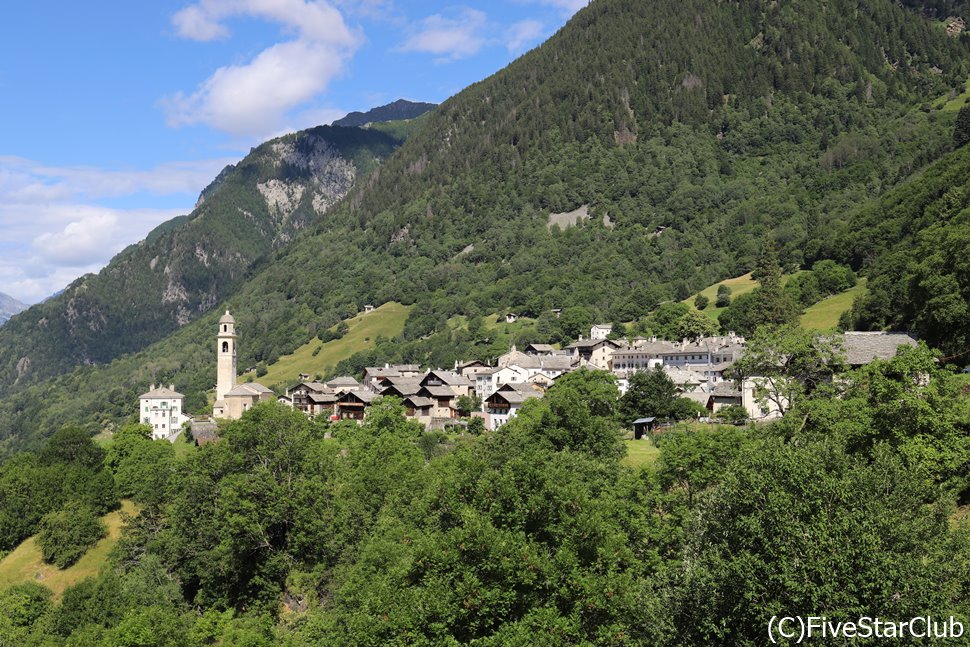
<box><xmin>694</xmin><ymin>294</ymin><xmax>710</xmax><ymax>310</ymax></box>
<box><xmin>37</xmin><ymin>506</ymin><xmax>106</xmax><ymax>569</ymax></box>
<box><xmin>467</xmin><ymin>417</ymin><xmax>485</xmax><ymax>436</ymax></box>
<box><xmin>715</xmin><ymin>404</ymin><xmax>749</xmax><ymax>425</ymax></box>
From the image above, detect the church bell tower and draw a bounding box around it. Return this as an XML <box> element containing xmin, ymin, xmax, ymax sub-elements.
<box><xmin>216</xmin><ymin>310</ymin><xmax>238</xmax><ymax>402</ymax></box>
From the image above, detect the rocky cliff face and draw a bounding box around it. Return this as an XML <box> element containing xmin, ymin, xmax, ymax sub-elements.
<box><xmin>0</xmin><ymin>123</ymin><xmax>410</xmax><ymax>393</ymax></box>
<box><xmin>0</xmin><ymin>293</ymin><xmax>27</xmax><ymax>326</ymax></box>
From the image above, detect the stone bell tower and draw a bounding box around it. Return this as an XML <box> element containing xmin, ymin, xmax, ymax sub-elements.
<box><xmin>216</xmin><ymin>310</ymin><xmax>238</xmax><ymax>402</ymax></box>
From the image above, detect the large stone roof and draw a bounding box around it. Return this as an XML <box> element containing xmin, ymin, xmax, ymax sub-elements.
<box><xmin>140</xmin><ymin>384</ymin><xmax>184</xmax><ymax>399</ymax></box>
<box><xmin>842</xmin><ymin>332</ymin><xmax>918</xmax><ymax>365</ymax></box>
<box><xmin>225</xmin><ymin>382</ymin><xmax>273</xmax><ymax>397</ymax></box>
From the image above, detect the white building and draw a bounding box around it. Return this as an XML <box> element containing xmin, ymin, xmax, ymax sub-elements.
<box><xmin>590</xmin><ymin>324</ymin><xmax>613</xmax><ymax>340</ymax></box>
<box><xmin>139</xmin><ymin>384</ymin><xmax>186</xmax><ymax>442</ymax></box>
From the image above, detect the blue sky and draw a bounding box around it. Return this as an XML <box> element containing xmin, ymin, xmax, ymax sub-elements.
<box><xmin>0</xmin><ymin>0</ymin><xmax>584</xmax><ymax>304</ymax></box>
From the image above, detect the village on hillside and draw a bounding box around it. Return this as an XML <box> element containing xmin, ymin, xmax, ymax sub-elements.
<box><xmin>137</xmin><ymin>310</ymin><xmax>919</xmax><ymax>444</ymax></box>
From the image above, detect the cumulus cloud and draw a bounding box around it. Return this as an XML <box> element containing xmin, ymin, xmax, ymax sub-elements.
<box><xmin>164</xmin><ymin>0</ymin><xmax>359</xmax><ymax>137</ymax></box>
<box><xmin>399</xmin><ymin>9</ymin><xmax>488</xmax><ymax>61</ymax></box>
<box><xmin>530</xmin><ymin>0</ymin><xmax>588</xmax><ymax>14</ymax></box>
<box><xmin>0</xmin><ymin>157</ymin><xmax>228</xmax><ymax>304</ymax></box>
<box><xmin>506</xmin><ymin>19</ymin><xmax>545</xmax><ymax>52</ymax></box>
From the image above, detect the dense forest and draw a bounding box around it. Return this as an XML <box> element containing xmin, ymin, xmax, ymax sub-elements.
<box><xmin>2</xmin><ymin>348</ymin><xmax>968</xmax><ymax>644</ymax></box>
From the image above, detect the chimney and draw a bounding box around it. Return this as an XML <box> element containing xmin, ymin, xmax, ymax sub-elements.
<box><xmin>169</xmin><ymin>383</ymin><xmax>174</xmax><ymax>391</ymax></box>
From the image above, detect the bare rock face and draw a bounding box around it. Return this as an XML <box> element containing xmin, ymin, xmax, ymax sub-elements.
<box><xmin>266</xmin><ymin>135</ymin><xmax>357</xmax><ymax>218</ymax></box>
<box><xmin>15</xmin><ymin>356</ymin><xmax>30</xmax><ymax>381</ymax></box>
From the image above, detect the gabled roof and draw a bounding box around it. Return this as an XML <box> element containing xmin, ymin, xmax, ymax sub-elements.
<box><xmin>842</xmin><ymin>332</ymin><xmax>918</xmax><ymax>365</ymax></box>
<box><xmin>291</xmin><ymin>381</ymin><xmax>329</xmax><ymax>393</ymax></box>
<box><xmin>422</xmin><ymin>369</ymin><xmax>472</xmax><ymax>386</ymax></box>
<box><xmin>337</xmin><ymin>389</ymin><xmax>376</xmax><ymax>404</ymax></box>
<box><xmin>381</xmin><ymin>382</ymin><xmax>422</xmax><ymax>397</ymax></box>
<box><xmin>421</xmin><ymin>385</ymin><xmax>457</xmax><ymax>398</ymax></box>
<box><xmin>308</xmin><ymin>392</ymin><xmax>339</xmax><ymax>404</ymax></box>
<box><xmin>486</xmin><ymin>389</ymin><xmax>540</xmax><ymax>405</ymax></box>
<box><xmin>326</xmin><ymin>376</ymin><xmax>360</xmax><ymax>387</ymax></box>
<box><xmin>140</xmin><ymin>385</ymin><xmax>184</xmax><ymax>399</ymax></box>
<box><xmin>496</xmin><ymin>382</ymin><xmax>538</xmax><ymax>394</ymax></box>
<box><xmin>565</xmin><ymin>338</ymin><xmax>621</xmax><ymax>350</ymax></box>
<box><xmin>225</xmin><ymin>382</ymin><xmax>273</xmax><ymax>397</ymax></box>
<box><xmin>403</xmin><ymin>395</ymin><xmax>435</xmax><ymax>408</ymax></box>
<box><xmin>525</xmin><ymin>343</ymin><xmax>556</xmax><ymax>353</ymax></box>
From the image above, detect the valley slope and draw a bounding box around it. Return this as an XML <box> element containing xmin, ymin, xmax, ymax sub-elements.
<box><xmin>1</xmin><ymin>0</ymin><xmax>969</xmax><ymax>455</ymax></box>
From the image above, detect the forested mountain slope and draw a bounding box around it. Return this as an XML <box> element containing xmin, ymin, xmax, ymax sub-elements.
<box><xmin>0</xmin><ymin>124</ymin><xmax>410</xmax><ymax>395</ymax></box>
<box><xmin>1</xmin><ymin>0</ymin><xmax>969</xmax><ymax>454</ymax></box>
<box><xmin>830</xmin><ymin>142</ymin><xmax>970</xmax><ymax>356</ymax></box>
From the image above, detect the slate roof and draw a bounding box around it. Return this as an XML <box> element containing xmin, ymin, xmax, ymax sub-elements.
<box><xmin>326</xmin><ymin>376</ymin><xmax>360</xmax><ymax>388</ymax></box>
<box><xmin>487</xmin><ymin>389</ymin><xmax>539</xmax><ymax>405</ymax></box>
<box><xmin>566</xmin><ymin>338</ymin><xmax>621</xmax><ymax>350</ymax></box>
<box><xmin>338</xmin><ymin>389</ymin><xmax>376</xmax><ymax>403</ymax></box>
<box><xmin>139</xmin><ymin>385</ymin><xmax>184</xmax><ymax>399</ymax></box>
<box><xmin>381</xmin><ymin>382</ymin><xmax>422</xmax><ymax>397</ymax></box>
<box><xmin>190</xmin><ymin>420</ymin><xmax>219</xmax><ymax>445</ymax></box>
<box><xmin>424</xmin><ymin>370</ymin><xmax>473</xmax><ymax>386</ymax></box>
<box><xmin>421</xmin><ymin>385</ymin><xmax>458</xmax><ymax>398</ymax></box>
<box><xmin>525</xmin><ymin>343</ymin><xmax>556</xmax><ymax>353</ymax></box>
<box><xmin>308</xmin><ymin>392</ymin><xmax>339</xmax><ymax>404</ymax></box>
<box><xmin>682</xmin><ymin>391</ymin><xmax>713</xmax><ymax>406</ymax></box>
<box><xmin>292</xmin><ymin>381</ymin><xmax>328</xmax><ymax>393</ymax></box>
<box><xmin>403</xmin><ymin>395</ymin><xmax>435</xmax><ymax>408</ymax></box>
<box><xmin>842</xmin><ymin>332</ymin><xmax>918</xmax><ymax>365</ymax></box>
<box><xmin>225</xmin><ymin>382</ymin><xmax>273</xmax><ymax>397</ymax></box>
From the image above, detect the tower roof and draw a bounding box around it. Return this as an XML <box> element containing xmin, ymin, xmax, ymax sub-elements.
<box><xmin>219</xmin><ymin>310</ymin><xmax>236</xmax><ymax>325</ymax></box>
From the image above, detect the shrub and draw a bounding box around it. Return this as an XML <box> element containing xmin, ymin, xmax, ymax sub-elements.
<box><xmin>694</xmin><ymin>294</ymin><xmax>710</xmax><ymax>310</ymax></box>
<box><xmin>37</xmin><ymin>506</ymin><xmax>106</xmax><ymax>569</ymax></box>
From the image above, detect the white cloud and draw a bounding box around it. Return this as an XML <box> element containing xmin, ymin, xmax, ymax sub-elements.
<box><xmin>165</xmin><ymin>0</ymin><xmax>359</xmax><ymax>137</ymax></box>
<box><xmin>0</xmin><ymin>157</ymin><xmax>229</xmax><ymax>304</ymax></box>
<box><xmin>399</xmin><ymin>9</ymin><xmax>488</xmax><ymax>61</ymax></box>
<box><xmin>526</xmin><ymin>0</ymin><xmax>588</xmax><ymax>15</ymax></box>
<box><xmin>172</xmin><ymin>0</ymin><xmax>356</xmax><ymax>44</ymax></box>
<box><xmin>506</xmin><ymin>19</ymin><xmax>544</xmax><ymax>52</ymax></box>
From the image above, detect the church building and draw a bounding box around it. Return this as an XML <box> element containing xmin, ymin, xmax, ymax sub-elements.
<box><xmin>212</xmin><ymin>310</ymin><xmax>274</xmax><ymax>420</ymax></box>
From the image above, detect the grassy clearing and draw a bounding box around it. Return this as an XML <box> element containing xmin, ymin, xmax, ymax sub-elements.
<box><xmin>0</xmin><ymin>500</ymin><xmax>139</xmax><ymax>598</ymax></box>
<box><xmin>937</xmin><ymin>78</ymin><xmax>970</xmax><ymax>112</ymax></box>
<box><xmin>800</xmin><ymin>279</ymin><xmax>868</xmax><ymax>330</ymax></box>
<box><xmin>684</xmin><ymin>273</ymin><xmax>759</xmax><ymax>321</ymax></box>
<box><xmin>240</xmin><ymin>302</ymin><xmax>411</xmax><ymax>390</ymax></box>
<box><xmin>622</xmin><ymin>439</ymin><xmax>661</xmax><ymax>469</ymax></box>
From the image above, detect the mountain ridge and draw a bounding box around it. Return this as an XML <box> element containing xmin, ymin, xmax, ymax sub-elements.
<box><xmin>0</xmin><ymin>122</ymin><xmax>413</xmax><ymax>393</ymax></box>
<box><xmin>0</xmin><ymin>293</ymin><xmax>27</xmax><ymax>326</ymax></box>
<box><xmin>332</xmin><ymin>99</ymin><xmax>436</xmax><ymax>128</ymax></box>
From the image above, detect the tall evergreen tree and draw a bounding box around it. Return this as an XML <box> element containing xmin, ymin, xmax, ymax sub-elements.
<box><xmin>954</xmin><ymin>102</ymin><xmax>970</xmax><ymax>147</ymax></box>
<box><xmin>752</xmin><ymin>236</ymin><xmax>799</xmax><ymax>329</ymax></box>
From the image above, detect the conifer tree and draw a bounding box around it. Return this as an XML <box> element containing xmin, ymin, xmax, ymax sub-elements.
<box><xmin>752</xmin><ymin>236</ymin><xmax>799</xmax><ymax>328</ymax></box>
<box><xmin>954</xmin><ymin>103</ymin><xmax>970</xmax><ymax>148</ymax></box>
